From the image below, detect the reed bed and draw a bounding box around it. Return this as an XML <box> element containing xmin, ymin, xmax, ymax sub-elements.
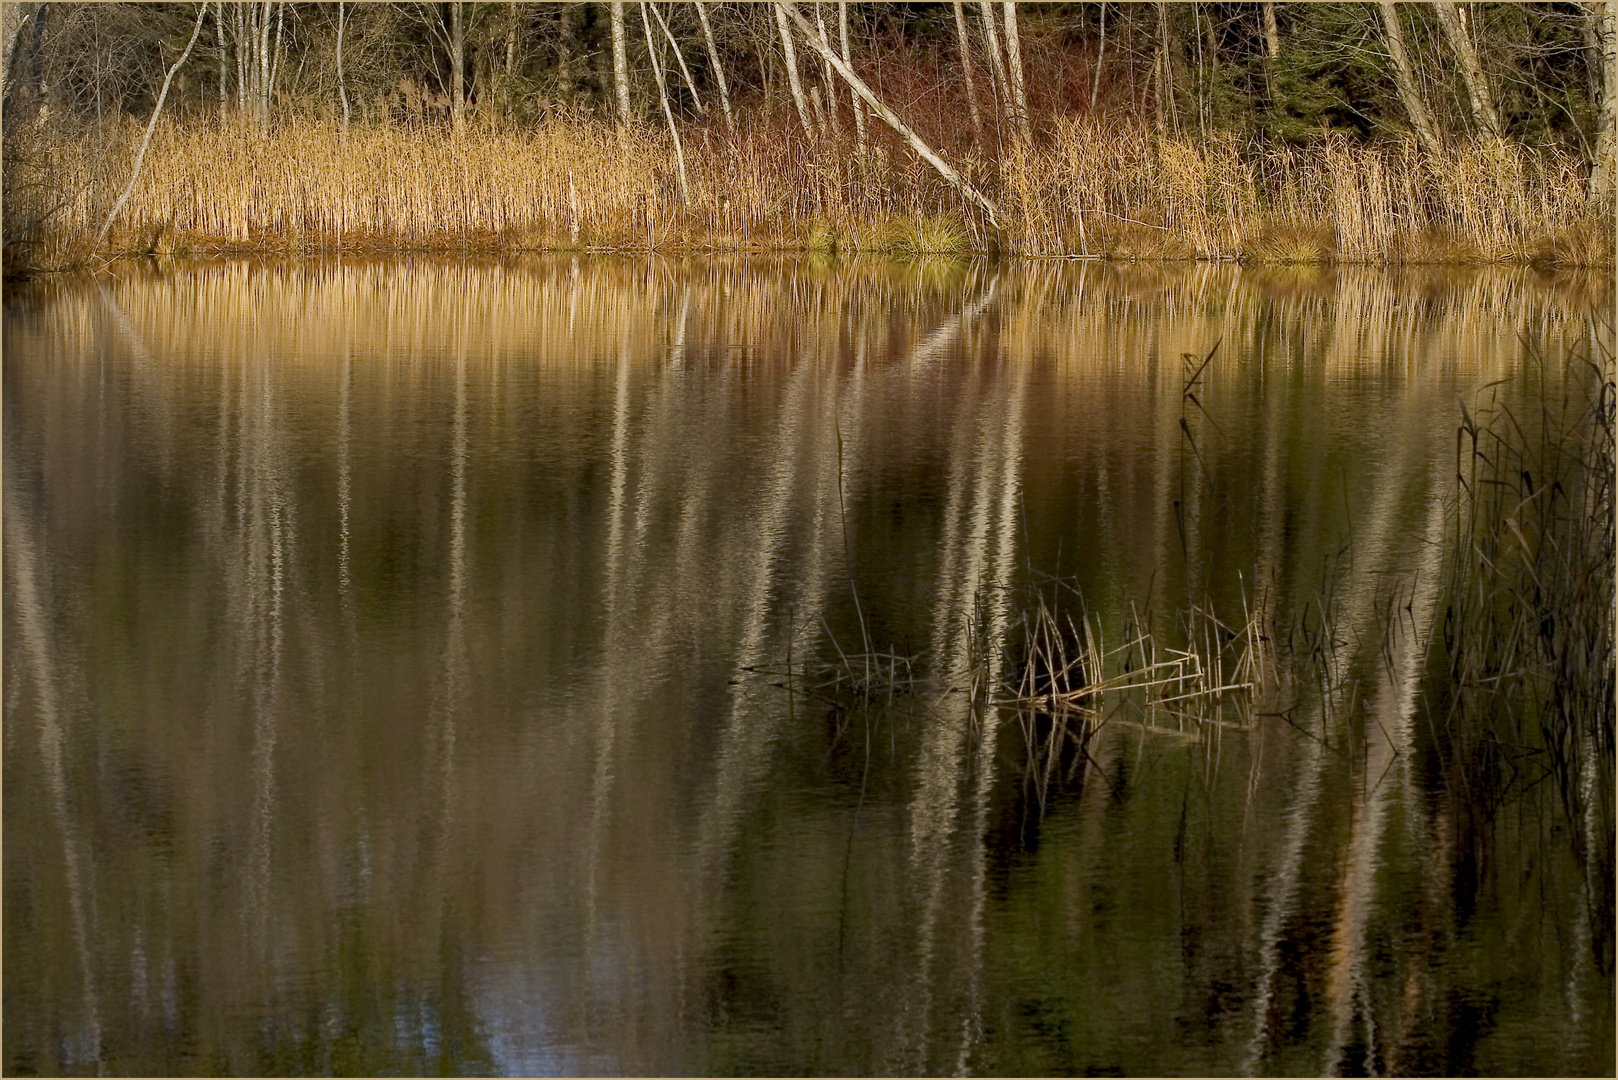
<box><xmin>10</xmin><ymin>114</ymin><xmax>1611</xmax><ymax>270</ymax></box>
<box><xmin>1424</xmin><ymin>332</ymin><xmax>1615</xmax><ymax>966</ymax></box>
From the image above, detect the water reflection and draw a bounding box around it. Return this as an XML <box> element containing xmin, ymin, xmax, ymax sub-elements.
<box><xmin>3</xmin><ymin>257</ymin><xmax>1611</xmax><ymax>1076</ymax></box>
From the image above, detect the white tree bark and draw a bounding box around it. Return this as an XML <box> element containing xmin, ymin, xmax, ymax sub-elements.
<box><xmin>978</xmin><ymin>1</ymin><xmax>1010</xmax><ymax>126</ymax></box>
<box><xmin>954</xmin><ymin>2</ymin><xmax>985</xmax><ymax>142</ymax></box>
<box><xmin>774</xmin><ymin>2</ymin><xmax>1002</xmax><ymax>228</ymax></box>
<box><xmin>641</xmin><ymin>0</ymin><xmax>688</xmax><ymax>203</ymax></box>
<box><xmin>337</xmin><ymin>0</ymin><xmax>349</xmax><ymax>128</ymax></box>
<box><xmin>694</xmin><ymin>0</ymin><xmax>734</xmax><ymax>132</ymax></box>
<box><xmin>839</xmin><ymin>2</ymin><xmax>865</xmax><ymax>146</ymax></box>
<box><xmin>648</xmin><ymin>2</ymin><xmax>704</xmax><ymax>118</ymax></box>
<box><xmin>1378</xmin><ymin>1</ymin><xmax>1446</xmax><ymax>157</ymax></box>
<box><xmin>1432</xmin><ymin>0</ymin><xmax>1503</xmax><ymax>139</ymax></box>
<box><xmin>95</xmin><ymin>2</ymin><xmax>209</xmax><ymax>252</ymax></box>
<box><xmin>773</xmin><ymin>1</ymin><xmax>817</xmax><ymax>140</ymax></box>
<box><xmin>1002</xmin><ymin>2</ymin><xmax>1031</xmax><ymax>142</ymax></box>
<box><xmin>610</xmin><ymin>1</ymin><xmax>631</xmax><ymax>124</ymax></box>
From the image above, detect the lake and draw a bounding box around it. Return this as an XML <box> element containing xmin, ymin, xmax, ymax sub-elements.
<box><xmin>4</xmin><ymin>256</ymin><xmax>1612</xmax><ymax>1076</ymax></box>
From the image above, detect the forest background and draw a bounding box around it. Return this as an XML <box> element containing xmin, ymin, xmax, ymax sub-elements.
<box><xmin>2</xmin><ymin>1</ymin><xmax>1615</xmax><ymax>269</ymax></box>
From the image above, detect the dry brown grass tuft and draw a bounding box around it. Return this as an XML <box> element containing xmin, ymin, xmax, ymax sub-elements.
<box><xmin>13</xmin><ymin>115</ymin><xmax>1614</xmax><ymax>268</ymax></box>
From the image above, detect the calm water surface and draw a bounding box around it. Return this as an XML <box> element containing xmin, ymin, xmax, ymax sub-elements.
<box><xmin>4</xmin><ymin>257</ymin><xmax>1613</xmax><ymax>1075</ymax></box>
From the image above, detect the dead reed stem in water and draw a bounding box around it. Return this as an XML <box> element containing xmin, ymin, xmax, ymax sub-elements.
<box><xmin>16</xmin><ymin>115</ymin><xmax>1614</xmax><ymax>268</ymax></box>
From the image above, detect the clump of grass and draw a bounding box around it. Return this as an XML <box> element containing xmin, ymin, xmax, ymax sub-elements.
<box><xmin>1425</xmin><ymin>331</ymin><xmax>1615</xmax><ymax>968</ymax></box>
<box><xmin>1243</xmin><ymin>221</ymin><xmax>1336</xmax><ymax>263</ymax></box>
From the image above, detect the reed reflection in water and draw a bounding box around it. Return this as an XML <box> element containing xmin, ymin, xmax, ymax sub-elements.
<box><xmin>3</xmin><ymin>257</ymin><xmax>1611</xmax><ymax>1076</ymax></box>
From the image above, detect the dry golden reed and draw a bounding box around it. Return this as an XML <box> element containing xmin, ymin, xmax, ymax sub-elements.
<box><xmin>18</xmin><ymin>114</ymin><xmax>1614</xmax><ymax>268</ymax></box>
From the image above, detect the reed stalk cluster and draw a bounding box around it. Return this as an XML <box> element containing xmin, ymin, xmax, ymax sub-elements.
<box><xmin>9</xmin><ymin>113</ymin><xmax>1612</xmax><ymax>270</ymax></box>
<box><xmin>1424</xmin><ymin>336</ymin><xmax>1614</xmax><ymax>959</ymax></box>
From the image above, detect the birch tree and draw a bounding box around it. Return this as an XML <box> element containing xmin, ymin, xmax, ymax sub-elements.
<box><xmin>1001</xmin><ymin>2</ymin><xmax>1031</xmax><ymax>142</ymax></box>
<box><xmin>641</xmin><ymin>0</ymin><xmax>687</xmax><ymax>203</ymax></box>
<box><xmin>1432</xmin><ymin>0</ymin><xmax>1503</xmax><ymax>139</ymax></box>
<box><xmin>610</xmin><ymin>1</ymin><xmax>630</xmax><ymax>124</ymax></box>
<box><xmin>694</xmin><ymin>0</ymin><xmax>733</xmax><ymax>133</ymax></box>
<box><xmin>839</xmin><ymin>2</ymin><xmax>865</xmax><ymax>146</ymax></box>
<box><xmin>954</xmin><ymin>1</ymin><xmax>985</xmax><ymax>143</ymax></box>
<box><xmin>95</xmin><ymin>2</ymin><xmax>209</xmax><ymax>252</ymax></box>
<box><xmin>774</xmin><ymin>2</ymin><xmax>1002</xmax><ymax>227</ymax></box>
<box><xmin>773</xmin><ymin>1</ymin><xmax>817</xmax><ymax>140</ymax></box>
<box><xmin>1378</xmin><ymin>1</ymin><xmax>1445</xmax><ymax>156</ymax></box>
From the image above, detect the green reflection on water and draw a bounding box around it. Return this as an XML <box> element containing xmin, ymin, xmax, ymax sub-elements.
<box><xmin>3</xmin><ymin>256</ymin><xmax>1612</xmax><ymax>1076</ymax></box>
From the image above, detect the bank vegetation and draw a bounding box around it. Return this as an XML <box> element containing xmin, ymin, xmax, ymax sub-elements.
<box><xmin>3</xmin><ymin>2</ymin><xmax>1616</xmax><ymax>270</ymax></box>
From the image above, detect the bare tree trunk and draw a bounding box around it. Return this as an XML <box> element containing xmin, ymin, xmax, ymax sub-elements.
<box><xmin>1432</xmin><ymin>0</ymin><xmax>1502</xmax><ymax>139</ymax></box>
<box><xmin>809</xmin><ymin>2</ymin><xmax>839</xmax><ymax>134</ymax></box>
<box><xmin>774</xmin><ymin>1</ymin><xmax>817</xmax><ymax>140</ymax></box>
<box><xmin>978</xmin><ymin>1</ymin><xmax>1010</xmax><ymax>128</ymax></box>
<box><xmin>1263</xmin><ymin>1</ymin><xmax>1279</xmax><ymax>59</ymax></box>
<box><xmin>216</xmin><ymin>1</ymin><xmax>228</xmax><ymax>120</ymax></box>
<box><xmin>506</xmin><ymin>2</ymin><xmax>519</xmax><ymax>115</ymax></box>
<box><xmin>610</xmin><ymin>1</ymin><xmax>631</xmax><ymax>124</ymax></box>
<box><xmin>337</xmin><ymin>0</ymin><xmax>349</xmax><ymax>129</ymax></box>
<box><xmin>257</xmin><ymin>0</ymin><xmax>271</xmax><ymax>125</ymax></box>
<box><xmin>95</xmin><ymin>3</ymin><xmax>209</xmax><ymax>252</ymax></box>
<box><xmin>1590</xmin><ymin>0</ymin><xmax>1617</xmax><ymax>207</ymax></box>
<box><xmin>1002</xmin><ymin>1</ymin><xmax>1031</xmax><ymax>141</ymax></box>
<box><xmin>954</xmin><ymin>2</ymin><xmax>985</xmax><ymax>142</ymax></box>
<box><xmin>1154</xmin><ymin>0</ymin><xmax>1172</xmax><ymax>135</ymax></box>
<box><xmin>640</xmin><ymin>0</ymin><xmax>688</xmax><ymax>204</ymax></box>
<box><xmin>694</xmin><ymin>0</ymin><xmax>734</xmax><ymax>132</ymax></box>
<box><xmin>775</xmin><ymin>2</ymin><xmax>1002</xmax><ymax>227</ymax></box>
<box><xmin>450</xmin><ymin>1</ymin><xmax>465</xmax><ymax>133</ymax></box>
<box><xmin>840</xmin><ymin>2</ymin><xmax>865</xmax><ymax>146</ymax></box>
<box><xmin>1378</xmin><ymin>1</ymin><xmax>1445</xmax><ymax>156</ymax></box>
<box><xmin>648</xmin><ymin>2</ymin><xmax>704</xmax><ymax>118</ymax></box>
<box><xmin>1089</xmin><ymin>1</ymin><xmax>1106</xmax><ymax>113</ymax></box>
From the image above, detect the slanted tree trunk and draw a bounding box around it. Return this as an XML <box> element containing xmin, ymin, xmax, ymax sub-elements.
<box><xmin>1378</xmin><ymin>1</ymin><xmax>1446</xmax><ymax>156</ymax></box>
<box><xmin>775</xmin><ymin>2</ymin><xmax>1002</xmax><ymax>228</ymax></box>
<box><xmin>95</xmin><ymin>2</ymin><xmax>209</xmax><ymax>252</ymax></box>
<box><xmin>641</xmin><ymin>0</ymin><xmax>688</xmax><ymax>203</ymax></box>
<box><xmin>1002</xmin><ymin>1</ymin><xmax>1031</xmax><ymax>142</ymax></box>
<box><xmin>1590</xmin><ymin>0</ymin><xmax>1617</xmax><ymax>208</ymax></box>
<box><xmin>0</xmin><ymin>2</ymin><xmax>30</xmax><ymax>111</ymax></box>
<box><xmin>694</xmin><ymin>1</ymin><xmax>734</xmax><ymax>132</ymax></box>
<box><xmin>610</xmin><ymin>1</ymin><xmax>631</xmax><ymax>124</ymax></box>
<box><xmin>1432</xmin><ymin>0</ymin><xmax>1502</xmax><ymax>139</ymax></box>
<box><xmin>774</xmin><ymin>1</ymin><xmax>817</xmax><ymax>140</ymax></box>
<box><xmin>954</xmin><ymin>2</ymin><xmax>985</xmax><ymax>142</ymax></box>
<box><xmin>648</xmin><ymin>2</ymin><xmax>704</xmax><ymax>118</ymax></box>
<box><xmin>839</xmin><ymin>2</ymin><xmax>865</xmax><ymax>146</ymax></box>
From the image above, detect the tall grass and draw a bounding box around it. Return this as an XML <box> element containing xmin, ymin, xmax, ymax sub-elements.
<box><xmin>11</xmin><ymin>113</ymin><xmax>1612</xmax><ymax>270</ymax></box>
<box><xmin>1425</xmin><ymin>329</ymin><xmax>1615</xmax><ymax>971</ymax></box>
